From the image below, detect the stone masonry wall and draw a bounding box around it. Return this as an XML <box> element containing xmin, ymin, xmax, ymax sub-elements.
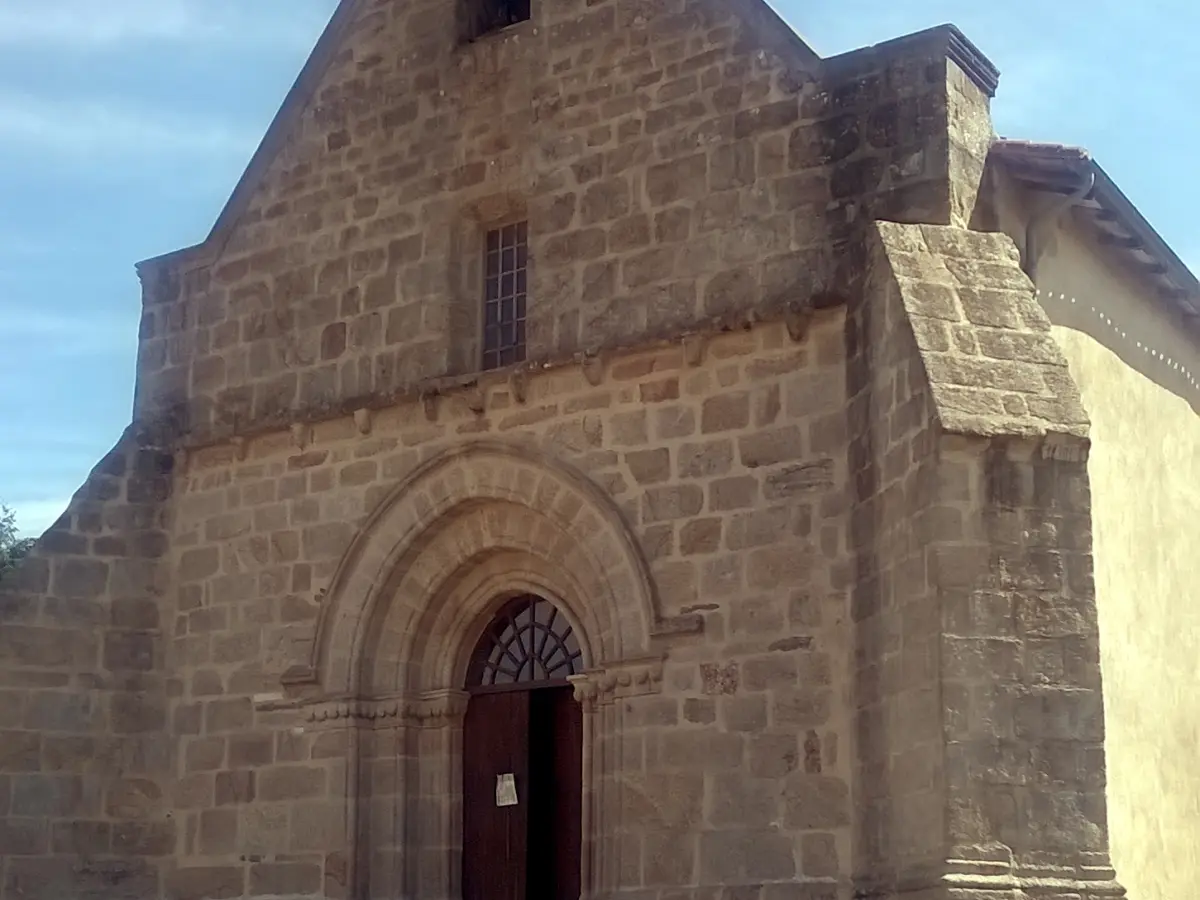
<box><xmin>162</xmin><ymin>317</ymin><xmax>857</xmax><ymax>898</ymax></box>
<box><xmin>134</xmin><ymin>0</ymin><xmax>993</xmax><ymax>449</ymax></box>
<box><xmin>846</xmin><ymin>219</ymin><xmax>944</xmax><ymax>889</ymax></box>
<box><xmin>848</xmin><ymin>222</ymin><xmax>1122</xmax><ymax>898</ymax></box>
<box><xmin>0</xmin><ymin>430</ymin><xmax>175</xmax><ymax>900</ymax></box>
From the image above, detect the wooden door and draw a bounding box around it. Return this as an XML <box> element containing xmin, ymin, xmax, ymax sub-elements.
<box><xmin>530</xmin><ymin>686</ymin><xmax>583</xmax><ymax>900</ymax></box>
<box><xmin>462</xmin><ymin>690</ymin><xmax>530</xmax><ymax>900</ymax></box>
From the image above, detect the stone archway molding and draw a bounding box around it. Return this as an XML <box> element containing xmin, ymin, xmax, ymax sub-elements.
<box><xmin>282</xmin><ymin>437</ymin><xmax>700</xmax><ymax>699</ymax></box>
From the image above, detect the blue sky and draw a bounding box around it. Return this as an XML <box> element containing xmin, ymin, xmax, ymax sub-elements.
<box><xmin>1</xmin><ymin>0</ymin><xmax>1195</xmax><ymax>536</ymax></box>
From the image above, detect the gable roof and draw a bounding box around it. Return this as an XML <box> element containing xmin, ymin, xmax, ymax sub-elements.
<box><xmin>139</xmin><ymin>0</ymin><xmax>821</xmax><ymax>272</ymax></box>
<box><xmin>205</xmin><ymin>0</ymin><xmax>363</xmax><ymax>251</ymax></box>
<box><xmin>991</xmin><ymin>139</ymin><xmax>1200</xmax><ymax>334</ymax></box>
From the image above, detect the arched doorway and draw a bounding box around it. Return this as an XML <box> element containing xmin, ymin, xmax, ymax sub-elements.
<box><xmin>462</xmin><ymin>594</ymin><xmax>584</xmax><ymax>900</ymax></box>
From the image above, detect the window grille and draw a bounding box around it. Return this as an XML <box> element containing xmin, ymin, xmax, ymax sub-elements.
<box><xmin>482</xmin><ymin>221</ymin><xmax>528</xmax><ymax>371</ymax></box>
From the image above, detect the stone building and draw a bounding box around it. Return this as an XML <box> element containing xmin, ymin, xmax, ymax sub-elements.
<box><xmin>1</xmin><ymin>1</ymin><xmax>1197</xmax><ymax>899</ymax></box>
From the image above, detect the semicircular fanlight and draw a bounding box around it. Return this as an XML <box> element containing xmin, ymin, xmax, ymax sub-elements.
<box><xmin>466</xmin><ymin>594</ymin><xmax>583</xmax><ymax>688</ymax></box>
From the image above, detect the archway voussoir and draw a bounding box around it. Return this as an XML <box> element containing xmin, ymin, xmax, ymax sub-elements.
<box><xmin>427</xmin><ymin>476</ymin><xmax>451</xmax><ymax>505</ymax></box>
<box><xmin>492</xmin><ymin>461</ymin><xmax>517</xmax><ymax>493</ymax></box>
<box><xmin>464</xmin><ymin>517</ymin><xmax>491</xmax><ymax>555</ymax></box>
<box><xmin>312</xmin><ymin>440</ymin><xmax>659</xmax><ymax>696</ymax></box>
<box><xmin>575</xmin><ymin>510</ymin><xmax>603</xmax><ymax>541</ymax></box>
<box><xmin>444</xmin><ymin>462</ymin><xmax>468</xmax><ymax>497</ymax></box>
<box><xmin>463</xmin><ymin>457</ymin><xmax>492</xmax><ymax>490</ymax></box>
<box><xmin>553</xmin><ymin>489</ymin><xmax>585</xmax><ymax>525</ymax></box>
<box><xmin>533</xmin><ymin>474</ymin><xmax>562</xmax><ymax>511</ymax></box>
<box><xmin>514</xmin><ymin>467</ymin><xmax>538</xmax><ymax>504</ymax></box>
<box><xmin>592</xmin><ymin>535</ymin><xmax>622</xmax><ymax>572</ymax></box>
<box><xmin>480</xmin><ymin>503</ymin><xmax>510</xmax><ymax>539</ymax></box>
<box><xmin>412</xmin><ymin>490</ymin><xmax>434</xmax><ymax>524</ymax></box>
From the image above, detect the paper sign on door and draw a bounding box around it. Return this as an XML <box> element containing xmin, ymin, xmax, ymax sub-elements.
<box><xmin>495</xmin><ymin>773</ymin><xmax>518</xmax><ymax>807</ymax></box>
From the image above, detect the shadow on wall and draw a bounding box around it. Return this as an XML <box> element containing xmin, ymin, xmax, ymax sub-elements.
<box><xmin>973</xmin><ymin>163</ymin><xmax>1199</xmax><ymax>415</ymax></box>
<box><xmin>1035</xmin><ymin>264</ymin><xmax>1200</xmax><ymax>416</ymax></box>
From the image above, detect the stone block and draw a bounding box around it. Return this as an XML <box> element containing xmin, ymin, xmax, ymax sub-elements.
<box><xmin>708</xmin><ymin>771</ymin><xmax>777</xmax><ymax>826</ymax></box>
<box><xmin>165</xmin><ymin>865</ymin><xmax>245</xmax><ymax>900</ymax></box>
<box><xmin>11</xmin><ymin>773</ymin><xmax>86</xmax><ymax>817</ymax></box>
<box><xmin>679</xmin><ymin>440</ymin><xmax>735</xmax><ymax>478</ymax></box>
<box><xmin>52</xmin><ymin>819</ymin><xmax>111</xmax><ymax>854</ymax></box>
<box><xmin>0</xmin><ymin>817</ymin><xmax>47</xmax><ymax>855</ymax></box>
<box><xmin>627</xmin><ymin>448</ymin><xmax>672</xmax><ymax>485</ymax></box>
<box><xmin>643</xmin><ymin>485</ymin><xmax>704</xmax><ymax>523</ymax></box>
<box><xmin>215</xmin><ymin>769</ymin><xmax>256</xmax><ymax>806</ymax></box>
<box><xmin>643</xmin><ymin>829</ymin><xmax>695</xmax><ymax>886</ymax></box>
<box><xmin>747</xmin><ymin>733</ymin><xmax>800</xmax><ymax>779</ymax></box>
<box><xmin>783</xmin><ymin>774</ymin><xmax>850</xmax><ymax>829</ymax></box>
<box><xmin>0</xmin><ymin>732</ymin><xmax>41</xmax><ymax>772</ymax></box>
<box><xmin>5</xmin><ymin>857</ymin><xmax>160</xmax><ymax>900</ymax></box>
<box><xmin>111</xmin><ymin>819</ymin><xmax>176</xmax><ymax>856</ymax></box>
<box><xmin>698</xmin><ymin>829</ymin><xmax>795</xmax><ymax>881</ymax></box>
<box><xmin>249</xmin><ymin>862</ymin><xmax>323</xmax><ymax>897</ymax></box>
<box><xmin>199</xmin><ymin>807</ymin><xmax>238</xmax><ymax>855</ymax></box>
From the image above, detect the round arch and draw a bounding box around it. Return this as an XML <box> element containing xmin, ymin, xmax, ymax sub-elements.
<box><xmin>308</xmin><ymin>439</ymin><xmax>661</xmax><ymax>698</ymax></box>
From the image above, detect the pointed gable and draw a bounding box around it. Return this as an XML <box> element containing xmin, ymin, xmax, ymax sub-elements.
<box><xmin>188</xmin><ymin>0</ymin><xmax>821</xmax><ymax>260</ymax></box>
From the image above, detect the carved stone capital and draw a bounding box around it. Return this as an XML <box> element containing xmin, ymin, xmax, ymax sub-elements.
<box><xmin>569</xmin><ymin>656</ymin><xmax>664</xmax><ymax>709</ymax></box>
<box><xmin>410</xmin><ymin>688</ymin><xmax>471</xmax><ymax>725</ymax></box>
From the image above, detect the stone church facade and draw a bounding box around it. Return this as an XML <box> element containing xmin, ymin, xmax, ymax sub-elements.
<box><xmin>4</xmin><ymin>0</ymin><xmax>1198</xmax><ymax>898</ymax></box>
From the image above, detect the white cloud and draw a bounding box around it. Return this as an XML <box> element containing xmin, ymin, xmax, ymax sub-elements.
<box><xmin>0</xmin><ymin>90</ymin><xmax>258</xmax><ymax>160</ymax></box>
<box><xmin>0</xmin><ymin>0</ymin><xmax>334</xmax><ymax>49</ymax></box>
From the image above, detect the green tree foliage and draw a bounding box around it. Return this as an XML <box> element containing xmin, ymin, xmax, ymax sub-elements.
<box><xmin>0</xmin><ymin>505</ymin><xmax>35</xmax><ymax>579</ymax></box>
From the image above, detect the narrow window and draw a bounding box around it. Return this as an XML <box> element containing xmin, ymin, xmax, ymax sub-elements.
<box><xmin>482</xmin><ymin>221</ymin><xmax>528</xmax><ymax>371</ymax></box>
<box><xmin>463</xmin><ymin>0</ymin><xmax>531</xmax><ymax>41</ymax></box>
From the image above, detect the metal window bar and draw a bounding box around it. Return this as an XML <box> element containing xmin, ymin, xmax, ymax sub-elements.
<box><xmin>467</xmin><ymin>595</ymin><xmax>582</xmax><ymax>688</ymax></box>
<box><xmin>482</xmin><ymin>221</ymin><xmax>528</xmax><ymax>371</ymax></box>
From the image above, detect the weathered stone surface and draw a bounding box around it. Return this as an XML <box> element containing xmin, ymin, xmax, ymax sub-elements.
<box><xmin>0</xmin><ymin>3</ymin><xmax>1139</xmax><ymax>900</ymax></box>
<box><xmin>868</xmin><ymin>221</ymin><xmax>1090</xmax><ymax>438</ymax></box>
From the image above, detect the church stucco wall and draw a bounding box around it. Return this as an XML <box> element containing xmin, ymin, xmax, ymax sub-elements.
<box><xmin>1017</xmin><ymin>203</ymin><xmax>1200</xmax><ymax>900</ymax></box>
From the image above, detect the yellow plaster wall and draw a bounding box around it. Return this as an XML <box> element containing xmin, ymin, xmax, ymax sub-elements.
<box><xmin>1032</xmin><ymin>213</ymin><xmax>1200</xmax><ymax>899</ymax></box>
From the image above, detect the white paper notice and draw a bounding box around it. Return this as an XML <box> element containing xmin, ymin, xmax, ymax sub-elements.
<box><xmin>495</xmin><ymin>773</ymin><xmax>518</xmax><ymax>807</ymax></box>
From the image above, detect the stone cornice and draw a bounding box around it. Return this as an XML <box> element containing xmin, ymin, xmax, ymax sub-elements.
<box><xmin>823</xmin><ymin>24</ymin><xmax>1000</xmax><ymax>99</ymax></box>
<box><xmin>166</xmin><ymin>298</ymin><xmax>842</xmax><ymax>468</ymax></box>
<box><xmin>257</xmin><ymin>688</ymin><xmax>471</xmax><ymax>727</ymax></box>
<box><xmin>261</xmin><ymin>658</ymin><xmax>666</xmax><ymax>722</ymax></box>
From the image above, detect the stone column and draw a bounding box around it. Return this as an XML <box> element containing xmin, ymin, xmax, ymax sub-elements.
<box><xmin>411</xmin><ymin>689</ymin><xmax>470</xmax><ymax>900</ymax></box>
<box><xmin>933</xmin><ymin>437</ymin><xmax>1124</xmax><ymax>898</ymax></box>
<box><xmin>571</xmin><ymin>658</ymin><xmax>664</xmax><ymax>900</ymax></box>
